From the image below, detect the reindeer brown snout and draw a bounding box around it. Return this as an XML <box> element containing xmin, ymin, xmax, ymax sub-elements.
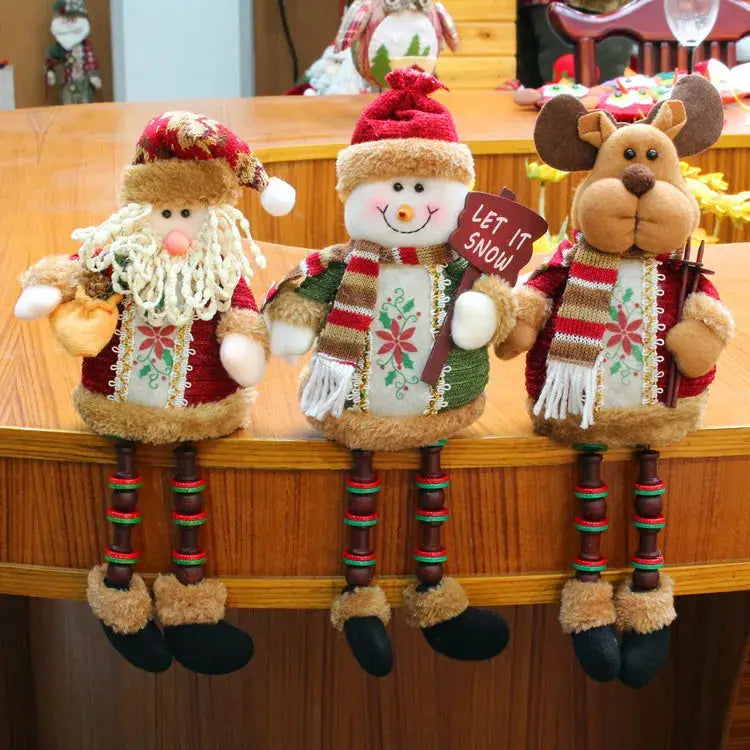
<box><xmin>621</xmin><ymin>164</ymin><xmax>656</xmax><ymax>197</ymax></box>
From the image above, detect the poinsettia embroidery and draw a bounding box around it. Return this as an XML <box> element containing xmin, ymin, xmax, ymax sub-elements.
<box><xmin>135</xmin><ymin>324</ymin><xmax>176</xmax><ymax>389</ymax></box>
<box><xmin>375</xmin><ymin>287</ymin><xmax>421</xmax><ymax>399</ymax></box>
<box><xmin>603</xmin><ymin>284</ymin><xmax>643</xmax><ymax>386</ymax></box>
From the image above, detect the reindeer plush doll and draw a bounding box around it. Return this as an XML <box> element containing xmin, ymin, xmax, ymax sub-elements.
<box><xmin>14</xmin><ymin>112</ymin><xmax>295</xmax><ymax>675</ymax></box>
<box><xmin>497</xmin><ymin>75</ymin><xmax>733</xmax><ymax>688</ymax></box>
<box><xmin>264</xmin><ymin>69</ymin><xmax>516</xmax><ymax>677</ymax></box>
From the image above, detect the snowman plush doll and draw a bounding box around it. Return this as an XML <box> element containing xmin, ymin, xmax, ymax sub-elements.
<box><xmin>15</xmin><ymin>111</ymin><xmax>295</xmax><ymax>675</ymax></box>
<box><xmin>264</xmin><ymin>69</ymin><xmax>516</xmax><ymax>676</ymax></box>
<box><xmin>335</xmin><ymin>0</ymin><xmax>459</xmax><ymax>88</ymax></box>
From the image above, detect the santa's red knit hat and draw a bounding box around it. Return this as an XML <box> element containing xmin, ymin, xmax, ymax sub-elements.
<box><xmin>121</xmin><ymin>111</ymin><xmax>295</xmax><ymax>216</ymax></box>
<box><xmin>336</xmin><ymin>69</ymin><xmax>474</xmax><ymax>198</ymax></box>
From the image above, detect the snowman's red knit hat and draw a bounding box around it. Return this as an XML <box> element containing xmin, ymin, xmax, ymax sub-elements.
<box><xmin>120</xmin><ymin>111</ymin><xmax>295</xmax><ymax>216</ymax></box>
<box><xmin>336</xmin><ymin>69</ymin><xmax>474</xmax><ymax>199</ymax></box>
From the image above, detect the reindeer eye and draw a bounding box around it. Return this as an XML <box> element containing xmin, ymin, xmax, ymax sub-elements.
<box><xmin>393</xmin><ymin>182</ymin><xmax>404</xmax><ymax>192</ymax></box>
<box><xmin>624</xmin><ymin>148</ymin><xmax>636</xmax><ymax>160</ymax></box>
<box><xmin>161</xmin><ymin>209</ymin><xmax>172</xmax><ymax>219</ymax></box>
<box><xmin>181</xmin><ymin>209</ymin><xmax>191</xmax><ymax>218</ymax></box>
<box><xmin>646</xmin><ymin>149</ymin><xmax>658</xmax><ymax>161</ymax></box>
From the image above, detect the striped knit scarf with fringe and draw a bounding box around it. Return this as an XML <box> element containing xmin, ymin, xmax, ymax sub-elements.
<box><xmin>533</xmin><ymin>239</ymin><xmax>621</xmax><ymax>428</ymax></box>
<box><xmin>266</xmin><ymin>240</ymin><xmax>453</xmax><ymax>420</ymax></box>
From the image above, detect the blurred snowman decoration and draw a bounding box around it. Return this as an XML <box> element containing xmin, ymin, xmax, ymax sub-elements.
<box><xmin>303</xmin><ymin>45</ymin><xmax>374</xmax><ymax>96</ymax></box>
<box><xmin>45</xmin><ymin>0</ymin><xmax>101</xmax><ymax>105</ymax></box>
<box><xmin>335</xmin><ymin>0</ymin><xmax>460</xmax><ymax>89</ymax></box>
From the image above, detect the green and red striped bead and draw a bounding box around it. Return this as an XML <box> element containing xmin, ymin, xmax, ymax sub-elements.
<box><xmin>632</xmin><ymin>513</ymin><xmax>666</xmax><ymax>530</ymax></box>
<box><xmin>172</xmin><ymin>511</ymin><xmax>207</xmax><ymax>527</ymax></box>
<box><xmin>104</xmin><ymin>548</ymin><xmax>139</xmax><ymax>565</ymax></box>
<box><xmin>415</xmin><ymin>508</ymin><xmax>450</xmax><ymax>524</ymax></box>
<box><xmin>414</xmin><ymin>547</ymin><xmax>448</xmax><ymax>564</ymax></box>
<box><xmin>416</xmin><ymin>474</ymin><xmax>450</xmax><ymax>490</ymax></box>
<box><xmin>572</xmin><ymin>555</ymin><xmax>607</xmax><ymax>573</ymax></box>
<box><xmin>343</xmin><ymin>511</ymin><xmax>379</xmax><ymax>528</ymax></box>
<box><xmin>170</xmin><ymin>478</ymin><xmax>206</xmax><ymax>494</ymax></box>
<box><xmin>346</xmin><ymin>478</ymin><xmax>381</xmax><ymax>495</ymax></box>
<box><xmin>573</xmin><ymin>515</ymin><xmax>609</xmax><ymax>533</ymax></box>
<box><xmin>343</xmin><ymin>551</ymin><xmax>376</xmax><ymax>567</ymax></box>
<box><xmin>574</xmin><ymin>484</ymin><xmax>608</xmax><ymax>500</ymax></box>
<box><xmin>108</xmin><ymin>475</ymin><xmax>143</xmax><ymax>491</ymax></box>
<box><xmin>631</xmin><ymin>554</ymin><xmax>665</xmax><ymax>570</ymax></box>
<box><xmin>172</xmin><ymin>550</ymin><xmax>207</xmax><ymax>566</ymax></box>
<box><xmin>634</xmin><ymin>481</ymin><xmax>666</xmax><ymax>497</ymax></box>
<box><xmin>106</xmin><ymin>508</ymin><xmax>142</xmax><ymax>526</ymax></box>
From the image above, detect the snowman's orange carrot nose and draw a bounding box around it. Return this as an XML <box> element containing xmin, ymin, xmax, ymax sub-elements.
<box><xmin>397</xmin><ymin>204</ymin><xmax>414</xmax><ymax>222</ymax></box>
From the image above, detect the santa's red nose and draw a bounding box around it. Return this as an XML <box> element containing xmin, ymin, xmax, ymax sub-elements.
<box><xmin>163</xmin><ymin>229</ymin><xmax>192</xmax><ymax>256</ymax></box>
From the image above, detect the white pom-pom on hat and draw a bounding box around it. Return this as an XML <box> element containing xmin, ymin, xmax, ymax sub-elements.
<box><xmin>260</xmin><ymin>176</ymin><xmax>296</xmax><ymax>217</ymax></box>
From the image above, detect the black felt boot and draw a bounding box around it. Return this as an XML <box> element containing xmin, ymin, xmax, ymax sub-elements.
<box><xmin>571</xmin><ymin>624</ymin><xmax>621</xmax><ymax>682</ymax></box>
<box><xmin>101</xmin><ymin>620</ymin><xmax>173</xmax><ymax>673</ymax></box>
<box><xmin>343</xmin><ymin>616</ymin><xmax>394</xmax><ymax>677</ymax></box>
<box><xmin>619</xmin><ymin>626</ymin><xmax>670</xmax><ymax>688</ymax></box>
<box><xmin>163</xmin><ymin>621</ymin><xmax>254</xmax><ymax>675</ymax></box>
<box><xmin>421</xmin><ymin>606</ymin><xmax>510</xmax><ymax>661</ymax></box>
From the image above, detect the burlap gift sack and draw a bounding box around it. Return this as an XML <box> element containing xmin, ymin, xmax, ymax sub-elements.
<box><xmin>50</xmin><ymin>287</ymin><xmax>123</xmax><ymax>357</ymax></box>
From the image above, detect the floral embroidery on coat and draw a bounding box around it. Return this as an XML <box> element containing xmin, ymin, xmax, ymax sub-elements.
<box><xmin>603</xmin><ymin>283</ymin><xmax>643</xmax><ymax>385</ymax></box>
<box><xmin>135</xmin><ymin>324</ymin><xmax>176</xmax><ymax>388</ymax></box>
<box><xmin>374</xmin><ymin>288</ymin><xmax>422</xmax><ymax>399</ymax></box>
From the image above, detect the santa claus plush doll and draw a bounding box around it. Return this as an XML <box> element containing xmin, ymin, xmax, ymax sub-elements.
<box><xmin>264</xmin><ymin>69</ymin><xmax>515</xmax><ymax>677</ymax></box>
<box><xmin>497</xmin><ymin>75</ymin><xmax>733</xmax><ymax>688</ymax></box>
<box><xmin>15</xmin><ymin>111</ymin><xmax>295</xmax><ymax>675</ymax></box>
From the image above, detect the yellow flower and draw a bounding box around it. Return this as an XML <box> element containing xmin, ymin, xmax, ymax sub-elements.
<box><xmin>690</xmin><ymin>227</ymin><xmax>719</xmax><ymax>246</ymax></box>
<box><xmin>533</xmin><ymin>233</ymin><xmax>553</xmax><ymax>255</ymax></box>
<box><xmin>680</xmin><ymin>161</ymin><xmax>702</xmax><ymax>179</ymax></box>
<box><xmin>685</xmin><ymin>176</ymin><xmax>721</xmax><ymax>211</ymax></box>
<box><xmin>526</xmin><ymin>160</ymin><xmax>568</xmax><ymax>184</ymax></box>
<box><xmin>706</xmin><ymin>191</ymin><xmax>750</xmax><ymax>225</ymax></box>
<box><xmin>700</xmin><ymin>172</ymin><xmax>729</xmax><ymax>192</ymax></box>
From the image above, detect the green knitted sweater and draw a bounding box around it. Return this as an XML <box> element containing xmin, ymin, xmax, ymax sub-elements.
<box><xmin>295</xmin><ymin>257</ymin><xmax>489</xmax><ymax>411</ymax></box>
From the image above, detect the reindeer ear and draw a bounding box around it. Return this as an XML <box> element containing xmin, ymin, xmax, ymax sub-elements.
<box><xmin>578</xmin><ymin>110</ymin><xmax>617</xmax><ymax>147</ymax></box>
<box><xmin>534</xmin><ymin>95</ymin><xmax>599</xmax><ymax>172</ymax></box>
<box><xmin>646</xmin><ymin>74</ymin><xmax>723</xmax><ymax>156</ymax></box>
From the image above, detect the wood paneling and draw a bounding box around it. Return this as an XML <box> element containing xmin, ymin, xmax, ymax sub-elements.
<box><xmin>726</xmin><ymin>642</ymin><xmax>750</xmax><ymax>750</ymax></box>
<box><xmin>0</xmin><ymin>0</ymin><xmax>112</xmax><ymax>108</ymax></box>
<box><xmin>23</xmin><ymin>592</ymin><xmax>750</xmax><ymax>750</ymax></box>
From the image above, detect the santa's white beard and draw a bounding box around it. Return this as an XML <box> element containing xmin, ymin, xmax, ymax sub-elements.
<box><xmin>74</xmin><ymin>203</ymin><xmax>264</xmax><ymax>327</ymax></box>
<box><xmin>51</xmin><ymin>16</ymin><xmax>91</xmax><ymax>50</ymax></box>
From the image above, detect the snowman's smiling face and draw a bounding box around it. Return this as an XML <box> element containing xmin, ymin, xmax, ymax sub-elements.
<box><xmin>344</xmin><ymin>177</ymin><xmax>469</xmax><ymax>248</ymax></box>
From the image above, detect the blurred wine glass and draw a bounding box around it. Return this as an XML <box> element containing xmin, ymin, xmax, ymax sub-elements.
<box><xmin>664</xmin><ymin>0</ymin><xmax>720</xmax><ymax>72</ymax></box>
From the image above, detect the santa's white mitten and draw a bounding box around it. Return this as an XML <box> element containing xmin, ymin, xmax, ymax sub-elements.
<box><xmin>14</xmin><ymin>285</ymin><xmax>63</xmax><ymax>321</ymax></box>
<box><xmin>90</xmin><ymin>76</ymin><xmax>102</xmax><ymax>90</ymax></box>
<box><xmin>46</xmin><ymin>71</ymin><xmax>56</xmax><ymax>87</ymax></box>
<box><xmin>220</xmin><ymin>333</ymin><xmax>267</xmax><ymax>387</ymax></box>
<box><xmin>269</xmin><ymin>319</ymin><xmax>316</xmax><ymax>364</ymax></box>
<box><xmin>451</xmin><ymin>291</ymin><xmax>498</xmax><ymax>350</ymax></box>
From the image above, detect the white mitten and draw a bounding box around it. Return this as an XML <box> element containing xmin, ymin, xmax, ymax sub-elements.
<box><xmin>451</xmin><ymin>291</ymin><xmax>498</xmax><ymax>350</ymax></box>
<box><xmin>46</xmin><ymin>71</ymin><xmax>56</xmax><ymax>86</ymax></box>
<box><xmin>269</xmin><ymin>319</ymin><xmax>316</xmax><ymax>364</ymax></box>
<box><xmin>90</xmin><ymin>75</ymin><xmax>102</xmax><ymax>90</ymax></box>
<box><xmin>220</xmin><ymin>333</ymin><xmax>267</xmax><ymax>387</ymax></box>
<box><xmin>14</xmin><ymin>285</ymin><xmax>63</xmax><ymax>321</ymax></box>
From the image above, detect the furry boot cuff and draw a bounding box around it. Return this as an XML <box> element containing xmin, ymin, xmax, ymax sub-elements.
<box><xmin>402</xmin><ymin>577</ymin><xmax>469</xmax><ymax>629</ymax></box>
<box><xmin>86</xmin><ymin>564</ymin><xmax>152</xmax><ymax>635</ymax></box>
<box><xmin>153</xmin><ymin>574</ymin><xmax>227</xmax><ymax>627</ymax></box>
<box><xmin>559</xmin><ymin>578</ymin><xmax>616</xmax><ymax>634</ymax></box>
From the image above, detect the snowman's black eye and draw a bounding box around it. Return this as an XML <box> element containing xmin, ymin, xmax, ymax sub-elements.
<box><xmin>414</xmin><ymin>183</ymin><xmax>424</xmax><ymax>193</ymax></box>
<box><xmin>393</xmin><ymin>182</ymin><xmax>404</xmax><ymax>192</ymax></box>
<box><xmin>181</xmin><ymin>209</ymin><xmax>191</xmax><ymax>218</ymax></box>
<box><xmin>624</xmin><ymin>148</ymin><xmax>636</xmax><ymax>160</ymax></box>
<box><xmin>161</xmin><ymin>209</ymin><xmax>172</xmax><ymax>219</ymax></box>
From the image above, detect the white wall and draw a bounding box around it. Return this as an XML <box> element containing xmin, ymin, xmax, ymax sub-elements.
<box><xmin>111</xmin><ymin>0</ymin><xmax>254</xmax><ymax>102</ymax></box>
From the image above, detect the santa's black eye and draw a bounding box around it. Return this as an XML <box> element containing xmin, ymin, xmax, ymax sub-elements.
<box><xmin>414</xmin><ymin>183</ymin><xmax>424</xmax><ymax>193</ymax></box>
<box><xmin>181</xmin><ymin>209</ymin><xmax>191</xmax><ymax>218</ymax></box>
<box><xmin>393</xmin><ymin>182</ymin><xmax>404</xmax><ymax>192</ymax></box>
<box><xmin>646</xmin><ymin>149</ymin><xmax>658</xmax><ymax>160</ymax></box>
<box><xmin>161</xmin><ymin>209</ymin><xmax>172</xmax><ymax>219</ymax></box>
<box><xmin>624</xmin><ymin>148</ymin><xmax>636</xmax><ymax>160</ymax></box>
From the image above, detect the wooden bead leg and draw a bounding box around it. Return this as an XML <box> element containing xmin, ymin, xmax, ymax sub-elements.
<box><xmin>171</xmin><ymin>443</ymin><xmax>208</xmax><ymax>586</ymax></box>
<box><xmin>342</xmin><ymin>450</ymin><xmax>379</xmax><ymax>588</ymax></box>
<box><xmin>572</xmin><ymin>445</ymin><xmax>609</xmax><ymax>582</ymax></box>
<box><xmin>414</xmin><ymin>443</ymin><xmax>450</xmax><ymax>587</ymax></box>
<box><xmin>104</xmin><ymin>440</ymin><xmax>143</xmax><ymax>588</ymax></box>
<box><xmin>631</xmin><ymin>449</ymin><xmax>666</xmax><ymax>592</ymax></box>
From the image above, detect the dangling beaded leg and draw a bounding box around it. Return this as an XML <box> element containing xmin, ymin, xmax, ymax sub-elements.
<box><xmin>332</xmin><ymin>450</ymin><xmax>393</xmax><ymax>677</ymax></box>
<box><xmin>86</xmin><ymin>439</ymin><xmax>172</xmax><ymax>673</ymax></box>
<box><xmin>617</xmin><ymin>449</ymin><xmax>675</xmax><ymax>688</ymax></box>
<box><xmin>404</xmin><ymin>442</ymin><xmax>509</xmax><ymax>662</ymax></box>
<box><xmin>560</xmin><ymin>444</ymin><xmax>619</xmax><ymax>682</ymax></box>
<box><xmin>155</xmin><ymin>443</ymin><xmax>253</xmax><ymax>675</ymax></box>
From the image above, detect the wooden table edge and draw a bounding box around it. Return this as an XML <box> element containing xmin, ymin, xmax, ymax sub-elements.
<box><xmin>1</xmin><ymin>561</ymin><xmax>748</xmax><ymax>607</ymax></box>
<box><xmin>1</xmin><ymin>424</ymin><xmax>748</xmax><ymax>470</ymax></box>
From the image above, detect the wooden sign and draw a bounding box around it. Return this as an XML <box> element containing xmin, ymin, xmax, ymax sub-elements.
<box><xmin>420</xmin><ymin>187</ymin><xmax>548</xmax><ymax>386</ymax></box>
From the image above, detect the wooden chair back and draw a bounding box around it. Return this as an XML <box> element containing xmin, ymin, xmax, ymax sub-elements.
<box><xmin>548</xmin><ymin>0</ymin><xmax>750</xmax><ymax>86</ymax></box>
